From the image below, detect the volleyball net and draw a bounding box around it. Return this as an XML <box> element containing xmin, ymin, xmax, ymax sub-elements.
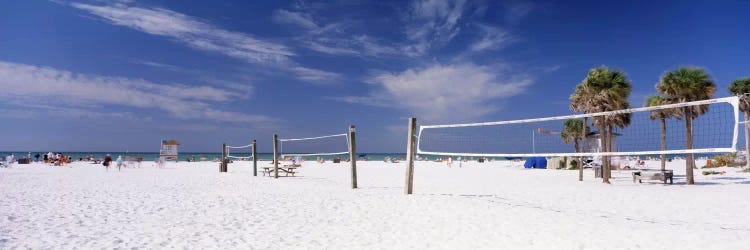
<box><xmin>226</xmin><ymin>143</ymin><xmax>253</xmax><ymax>161</ymax></box>
<box><xmin>416</xmin><ymin>97</ymin><xmax>740</xmax><ymax>158</ymax></box>
<box><xmin>279</xmin><ymin>133</ymin><xmax>350</xmax><ymax>158</ymax></box>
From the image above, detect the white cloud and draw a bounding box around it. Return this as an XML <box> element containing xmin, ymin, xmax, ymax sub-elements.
<box><xmin>0</xmin><ymin>104</ymin><xmax>137</xmax><ymax>120</ymax></box>
<box><xmin>305</xmin><ymin>41</ymin><xmax>361</xmax><ymax>56</ymax></box>
<box><xmin>272</xmin><ymin>8</ymin><xmax>404</xmax><ymax>58</ymax></box>
<box><xmin>403</xmin><ymin>0</ymin><xmax>467</xmax><ymax>56</ymax></box>
<box><xmin>70</xmin><ymin>2</ymin><xmax>339</xmax><ymax>82</ymax></box>
<box><xmin>0</xmin><ymin>61</ymin><xmax>274</xmax><ymax>123</ymax></box>
<box><xmin>71</xmin><ymin>3</ymin><xmax>293</xmax><ymax>64</ymax></box>
<box><xmin>333</xmin><ymin>63</ymin><xmax>532</xmax><ymax>122</ymax></box>
<box><xmin>132</xmin><ymin>60</ymin><xmax>183</xmax><ymax>72</ymax></box>
<box><xmin>304</xmin><ymin>35</ymin><xmax>403</xmax><ymax>58</ymax></box>
<box><xmin>470</xmin><ymin>24</ymin><xmax>511</xmax><ymax>52</ymax></box>
<box><xmin>272</xmin><ymin>9</ymin><xmax>319</xmax><ymax>30</ymax></box>
<box><xmin>291</xmin><ymin>66</ymin><xmax>342</xmax><ymax>82</ymax></box>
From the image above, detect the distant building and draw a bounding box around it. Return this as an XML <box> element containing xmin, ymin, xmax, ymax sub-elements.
<box><xmin>585</xmin><ymin>131</ymin><xmax>631</xmax><ymax>169</ymax></box>
<box><xmin>584</xmin><ymin>131</ymin><xmax>621</xmax><ymax>153</ymax></box>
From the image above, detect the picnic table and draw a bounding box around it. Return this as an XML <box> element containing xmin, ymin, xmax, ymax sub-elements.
<box><xmin>262</xmin><ymin>166</ymin><xmax>298</xmax><ymax>177</ymax></box>
<box><xmin>632</xmin><ymin>169</ymin><xmax>674</xmax><ymax>184</ymax></box>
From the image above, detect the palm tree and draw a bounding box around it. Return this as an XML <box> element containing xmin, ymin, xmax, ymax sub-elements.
<box><xmin>644</xmin><ymin>95</ymin><xmax>682</xmax><ymax>170</ymax></box>
<box><xmin>728</xmin><ymin>77</ymin><xmax>750</xmax><ymax>169</ymax></box>
<box><xmin>561</xmin><ymin>119</ymin><xmax>587</xmax><ymax>154</ymax></box>
<box><xmin>605</xmin><ymin>103</ymin><xmax>632</xmax><ymax>173</ymax></box>
<box><xmin>656</xmin><ymin>67</ymin><xmax>716</xmax><ymax>184</ymax></box>
<box><xmin>562</xmin><ymin>119</ymin><xmax>589</xmax><ymax>180</ymax></box>
<box><xmin>571</xmin><ymin>66</ymin><xmax>632</xmax><ymax>183</ymax></box>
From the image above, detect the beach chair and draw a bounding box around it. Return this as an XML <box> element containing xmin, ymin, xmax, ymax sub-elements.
<box><xmin>284</xmin><ymin>156</ymin><xmax>303</xmax><ymax>168</ymax></box>
<box><xmin>582</xmin><ymin>160</ymin><xmax>597</xmax><ymax>169</ymax></box>
<box><xmin>1</xmin><ymin>156</ymin><xmax>11</xmax><ymax>168</ymax></box>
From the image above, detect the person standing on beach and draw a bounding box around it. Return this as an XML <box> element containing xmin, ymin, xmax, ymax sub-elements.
<box><xmin>103</xmin><ymin>154</ymin><xmax>112</xmax><ymax>170</ymax></box>
<box><xmin>34</xmin><ymin>153</ymin><xmax>40</xmax><ymax>162</ymax></box>
<box><xmin>6</xmin><ymin>153</ymin><xmax>15</xmax><ymax>166</ymax></box>
<box><xmin>446</xmin><ymin>156</ymin><xmax>453</xmax><ymax>168</ymax></box>
<box><xmin>157</xmin><ymin>156</ymin><xmax>165</xmax><ymax>168</ymax></box>
<box><xmin>116</xmin><ymin>155</ymin><xmax>124</xmax><ymax>171</ymax></box>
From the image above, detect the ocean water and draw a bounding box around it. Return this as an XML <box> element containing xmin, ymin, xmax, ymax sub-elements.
<box><xmin>1</xmin><ymin>151</ymin><xmax>718</xmax><ymax>163</ymax></box>
<box><xmin>0</xmin><ymin>152</ymin><xmax>416</xmax><ymax>162</ymax></box>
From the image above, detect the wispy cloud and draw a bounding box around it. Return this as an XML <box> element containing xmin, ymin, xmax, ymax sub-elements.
<box><xmin>504</xmin><ymin>0</ymin><xmax>533</xmax><ymax>24</ymax></box>
<box><xmin>71</xmin><ymin>2</ymin><xmax>292</xmax><ymax>64</ymax></box>
<box><xmin>272</xmin><ymin>8</ymin><xmax>404</xmax><ymax>58</ymax></box>
<box><xmin>132</xmin><ymin>60</ymin><xmax>183</xmax><ymax>72</ymax></box>
<box><xmin>70</xmin><ymin>2</ymin><xmax>339</xmax><ymax>83</ymax></box>
<box><xmin>272</xmin><ymin>9</ymin><xmax>319</xmax><ymax>30</ymax></box>
<box><xmin>0</xmin><ymin>104</ymin><xmax>137</xmax><ymax>120</ymax></box>
<box><xmin>403</xmin><ymin>0</ymin><xmax>467</xmax><ymax>56</ymax></box>
<box><xmin>0</xmin><ymin>61</ymin><xmax>275</xmax><ymax>124</ymax></box>
<box><xmin>291</xmin><ymin>66</ymin><xmax>342</xmax><ymax>82</ymax></box>
<box><xmin>131</xmin><ymin>59</ymin><xmax>255</xmax><ymax>93</ymax></box>
<box><xmin>273</xmin><ymin>0</ymin><xmax>517</xmax><ymax>59</ymax></box>
<box><xmin>333</xmin><ymin>63</ymin><xmax>533</xmax><ymax>122</ymax></box>
<box><xmin>469</xmin><ymin>24</ymin><xmax>512</xmax><ymax>52</ymax></box>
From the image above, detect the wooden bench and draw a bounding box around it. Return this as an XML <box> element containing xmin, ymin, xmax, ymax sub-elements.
<box><xmin>262</xmin><ymin>167</ymin><xmax>298</xmax><ymax>177</ymax></box>
<box><xmin>632</xmin><ymin>169</ymin><xmax>673</xmax><ymax>184</ymax></box>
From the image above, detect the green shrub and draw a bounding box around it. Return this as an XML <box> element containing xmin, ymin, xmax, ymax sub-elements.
<box><xmin>702</xmin><ymin>170</ymin><xmax>725</xmax><ymax>175</ymax></box>
<box><xmin>568</xmin><ymin>159</ymin><xmax>579</xmax><ymax>170</ymax></box>
<box><xmin>703</xmin><ymin>153</ymin><xmax>737</xmax><ymax>168</ymax></box>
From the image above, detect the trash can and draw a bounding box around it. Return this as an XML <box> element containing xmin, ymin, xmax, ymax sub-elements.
<box><xmin>594</xmin><ymin>165</ymin><xmax>602</xmax><ymax>178</ymax></box>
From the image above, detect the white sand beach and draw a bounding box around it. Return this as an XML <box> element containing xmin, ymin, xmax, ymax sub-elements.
<box><xmin>1</xmin><ymin>160</ymin><xmax>748</xmax><ymax>249</ymax></box>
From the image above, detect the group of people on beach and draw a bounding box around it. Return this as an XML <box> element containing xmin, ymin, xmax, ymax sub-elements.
<box><xmin>0</xmin><ymin>152</ymin><xmax>149</xmax><ymax>170</ymax></box>
<box><xmin>101</xmin><ymin>154</ymin><xmax>147</xmax><ymax>170</ymax></box>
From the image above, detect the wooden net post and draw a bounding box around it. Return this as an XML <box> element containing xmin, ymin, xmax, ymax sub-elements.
<box><xmin>349</xmin><ymin>125</ymin><xmax>358</xmax><ymax>189</ymax></box>
<box><xmin>252</xmin><ymin>139</ymin><xmax>257</xmax><ymax>177</ymax></box>
<box><xmin>221</xmin><ymin>143</ymin><xmax>227</xmax><ymax>172</ymax></box>
<box><xmin>405</xmin><ymin>117</ymin><xmax>417</xmax><ymax>195</ymax></box>
<box><xmin>273</xmin><ymin>134</ymin><xmax>279</xmax><ymax>179</ymax></box>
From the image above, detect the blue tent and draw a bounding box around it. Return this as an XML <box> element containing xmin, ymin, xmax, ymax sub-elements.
<box><xmin>523</xmin><ymin>158</ymin><xmax>535</xmax><ymax>168</ymax></box>
<box><xmin>523</xmin><ymin>157</ymin><xmax>548</xmax><ymax>169</ymax></box>
<box><xmin>534</xmin><ymin>157</ymin><xmax>547</xmax><ymax>169</ymax></box>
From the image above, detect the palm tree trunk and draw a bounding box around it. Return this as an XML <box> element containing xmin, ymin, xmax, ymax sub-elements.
<box><xmin>598</xmin><ymin>122</ymin><xmax>609</xmax><ymax>183</ymax></box>
<box><xmin>579</xmin><ymin>117</ymin><xmax>586</xmax><ymax>182</ymax></box>
<box><xmin>660</xmin><ymin>117</ymin><xmax>666</xmax><ymax>171</ymax></box>
<box><xmin>685</xmin><ymin>107</ymin><xmax>695</xmax><ymax>185</ymax></box>
<box><xmin>745</xmin><ymin>111</ymin><xmax>749</xmax><ymax>169</ymax></box>
<box><xmin>606</xmin><ymin>124</ymin><xmax>613</xmax><ymax>182</ymax></box>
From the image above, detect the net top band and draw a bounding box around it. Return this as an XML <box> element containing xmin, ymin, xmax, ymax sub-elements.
<box><xmin>279</xmin><ymin>133</ymin><xmax>347</xmax><ymax>142</ymax></box>
<box><xmin>420</xmin><ymin>96</ymin><xmax>738</xmax><ymax>129</ymax></box>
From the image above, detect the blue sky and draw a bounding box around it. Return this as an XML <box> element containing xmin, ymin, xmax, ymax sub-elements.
<box><xmin>1</xmin><ymin>0</ymin><xmax>748</xmax><ymax>153</ymax></box>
